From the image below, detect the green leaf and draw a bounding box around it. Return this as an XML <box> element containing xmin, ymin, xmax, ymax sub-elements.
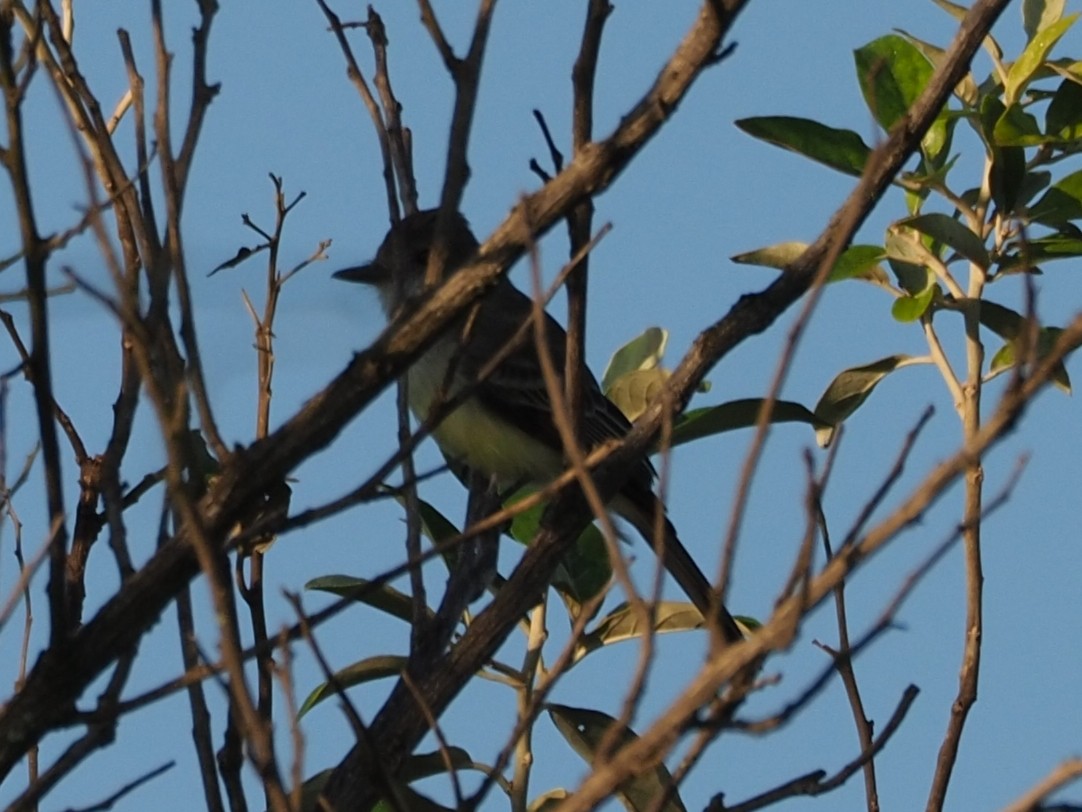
<box><xmin>1017</xmin><ymin>170</ymin><xmax>1054</xmax><ymax>210</ymax></box>
<box><xmin>299</xmin><ymin>655</ymin><xmax>407</xmax><ymax>716</ymax></box>
<box><xmin>829</xmin><ymin>244</ymin><xmax>888</xmax><ymax>283</ymax></box>
<box><xmin>970</xmin><ymin>301</ymin><xmax>1073</xmax><ymax>392</ymax></box>
<box><xmin>305</xmin><ymin>575</ymin><xmax>432</xmax><ymax>625</ymax></box>
<box><xmin>976</xmin><ymin>299</ymin><xmax>1038</xmax><ymax>340</ymax></box>
<box><xmin>734</xmin><ymin>116</ymin><xmax>871</xmax><ymax>176</ymax></box>
<box><xmin>301</xmin><ymin>751</ymin><xmax>480</xmax><ymax>812</ymax></box>
<box><xmin>547</xmin><ymin>704</ymin><xmax>687</xmax><ymax>812</ymax></box>
<box><xmin>895</xmin><ymin>29</ymin><xmax>980</xmax><ymax>106</ymax></box>
<box><xmin>398</xmin><ymin>748</ymin><xmax>480</xmax><ymax>782</ymax></box>
<box><xmin>297</xmin><ymin>770</ymin><xmax>333</xmax><ymax>812</ymax></box>
<box><xmin>980</xmin><ymin>96</ymin><xmax>1027</xmax><ymax>215</ymax></box>
<box><xmin>506</xmin><ymin>489</ymin><xmax>612</xmax><ymax>613</ymax></box>
<box><xmin>670</xmin><ymin>399</ymin><xmax>828</xmax><ymax>448</ymax></box>
<box><xmin>415</xmin><ymin>498</ymin><xmax>460</xmax><ymax>544</ymax></box>
<box><xmin>602</xmin><ymin>327</ymin><xmax>668</xmax><ymax>394</ymax></box>
<box><xmin>932</xmin><ymin>0</ymin><xmax>1005</xmax><ymax>60</ymax></box>
<box><xmin>814</xmin><ymin>355</ymin><xmax>924</xmax><ymax>446</ymax></box>
<box><xmin>1027</xmin><ymin>168</ymin><xmax>1082</xmax><ymax>226</ymax></box>
<box><xmin>398</xmin><ymin>496</ymin><xmax>463</xmax><ymax>571</ymax></box>
<box><xmin>854</xmin><ymin>35</ymin><xmax>934</xmax><ymax>131</ymax></box>
<box><xmin>993</xmin><ymin>103</ymin><xmax>1047</xmax><ymax>146</ymax></box>
<box><xmin>1005</xmin><ymin>13</ymin><xmax>1078</xmax><ymax>105</ymax></box>
<box><xmin>1024</xmin><ymin>0</ymin><xmax>1067</xmax><ymax>41</ymax></box>
<box><xmin>731</xmin><ymin>241</ymin><xmax>808</xmax><ymax>270</ymax></box>
<box><xmin>884</xmin><ymin>226</ymin><xmax>935</xmax><ymax>294</ymax></box>
<box><xmin>988</xmin><ymin>330</ymin><xmax>1072</xmax><ymax>392</ymax></box>
<box><xmin>1045</xmin><ymin>78</ymin><xmax>1082</xmax><ymax>141</ymax></box>
<box><xmin>900</xmin><ymin>213</ymin><xmax>989</xmax><ymax>268</ymax></box>
<box><xmin>891</xmin><ymin>286</ymin><xmax>937</xmax><ymax>322</ymax></box>
<box><xmin>573</xmin><ymin>601</ymin><xmax>705</xmax><ymax>662</ymax></box>
<box><xmin>607</xmin><ymin>368</ymin><xmax>671</xmax><ymax>422</ymax></box>
<box><xmin>732</xmin><ymin>242</ymin><xmax>887</xmax><ymax>284</ymax></box>
<box><xmin>999</xmin><ymin>231</ymin><xmax>1082</xmax><ymax>271</ymax></box>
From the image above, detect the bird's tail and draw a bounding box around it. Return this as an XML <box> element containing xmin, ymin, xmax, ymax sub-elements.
<box><xmin>611</xmin><ymin>492</ymin><xmax>743</xmax><ymax>644</ymax></box>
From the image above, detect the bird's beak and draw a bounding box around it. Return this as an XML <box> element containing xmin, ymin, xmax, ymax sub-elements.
<box><xmin>332</xmin><ymin>262</ymin><xmax>389</xmax><ymax>285</ymax></box>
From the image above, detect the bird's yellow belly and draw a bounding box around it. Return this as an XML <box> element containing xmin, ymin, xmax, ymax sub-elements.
<box><xmin>407</xmin><ymin>349</ymin><xmax>560</xmax><ymax>487</ymax></box>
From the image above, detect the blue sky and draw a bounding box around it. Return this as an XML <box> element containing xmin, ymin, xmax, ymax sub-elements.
<box><xmin>1</xmin><ymin>1</ymin><xmax>1080</xmax><ymax>810</ymax></box>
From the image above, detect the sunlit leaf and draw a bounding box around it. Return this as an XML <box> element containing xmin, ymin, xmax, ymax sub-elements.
<box><xmin>607</xmin><ymin>368</ymin><xmax>671</xmax><ymax>422</ymax></box>
<box><xmin>734</xmin><ymin>116</ymin><xmax>870</xmax><ymax>176</ymax></box>
<box><xmin>999</xmin><ymin>232</ymin><xmax>1082</xmax><ymax>271</ymax></box>
<box><xmin>548</xmin><ymin>704</ymin><xmax>687</xmax><ymax>812</ymax></box>
<box><xmin>994</xmin><ymin>103</ymin><xmax>1048</xmax><ymax>146</ymax></box>
<box><xmin>731</xmin><ymin>241</ymin><xmax>808</xmax><ymax>270</ymax></box>
<box><xmin>530</xmin><ymin>790</ymin><xmax>571</xmax><ymax>812</ymax></box>
<box><xmin>884</xmin><ymin>226</ymin><xmax>936</xmax><ymax>294</ymax></box>
<box><xmin>931</xmin><ymin>0</ymin><xmax>1004</xmax><ymax>60</ymax></box>
<box><xmin>930</xmin><ymin>0</ymin><xmax>969</xmax><ymax>22</ymax></box>
<box><xmin>299</xmin><ymin>655</ymin><xmax>407</xmax><ymax>716</ymax></box>
<box><xmin>670</xmin><ymin>399</ymin><xmax>827</xmax><ymax>448</ymax></box>
<box><xmin>602</xmin><ymin>327</ymin><xmax>669</xmax><ymax>393</ymax></box>
<box><xmin>829</xmin><ymin>244</ymin><xmax>889</xmax><ymax>283</ymax></box>
<box><xmin>1024</xmin><ymin>0</ymin><xmax>1067</xmax><ymax>41</ymax></box>
<box><xmin>732</xmin><ymin>242</ymin><xmax>887</xmax><ymax>284</ymax></box>
<box><xmin>891</xmin><ymin>286</ymin><xmax>937</xmax><ymax>322</ymax></box>
<box><xmin>814</xmin><ymin>355</ymin><xmax>924</xmax><ymax>446</ymax></box>
<box><xmin>1005</xmin><ymin>13</ymin><xmax>1078</xmax><ymax>105</ymax></box>
<box><xmin>573</xmin><ymin>601</ymin><xmax>705</xmax><ymax>662</ymax></box>
<box><xmin>854</xmin><ymin>35</ymin><xmax>934</xmax><ymax>131</ymax></box>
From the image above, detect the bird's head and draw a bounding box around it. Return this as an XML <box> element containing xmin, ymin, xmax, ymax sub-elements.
<box><xmin>333</xmin><ymin>209</ymin><xmax>480</xmax><ymax>315</ymax></box>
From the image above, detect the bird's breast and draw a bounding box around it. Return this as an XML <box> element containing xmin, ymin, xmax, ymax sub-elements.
<box><xmin>406</xmin><ymin>341</ymin><xmax>561</xmax><ymax>487</ymax></box>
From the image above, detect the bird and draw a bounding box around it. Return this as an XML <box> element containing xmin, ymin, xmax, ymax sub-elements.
<box><xmin>334</xmin><ymin>209</ymin><xmax>742</xmax><ymax>643</ymax></box>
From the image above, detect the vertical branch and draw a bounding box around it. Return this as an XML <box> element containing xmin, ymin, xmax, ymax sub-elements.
<box><xmin>814</xmin><ymin>445</ymin><xmax>881</xmax><ymax>810</ymax></box>
<box><xmin>926</xmin><ymin>260</ymin><xmax>986</xmax><ymax>810</ymax></box>
<box><xmin>564</xmin><ymin>0</ymin><xmax>610</xmax><ymax>433</ymax></box>
<box><xmin>0</xmin><ymin>6</ymin><xmax>69</xmax><ymax>645</ymax></box>
<box><xmin>150</xmin><ymin>0</ymin><xmax>226</xmax><ymax>461</ymax></box>
<box><xmin>424</xmin><ymin>0</ymin><xmax>498</xmax><ymax>276</ymax></box>
<box><xmin>431</xmin><ymin>0</ymin><xmax>497</xmax><ymax>213</ymax></box>
<box><xmin>237</xmin><ymin>175</ymin><xmax>312</xmax><ymax>779</ymax></box>
<box><xmin>366</xmin><ymin>7</ymin><xmax>416</xmax><ymax>216</ymax></box>
<box><xmin>174</xmin><ymin>0</ymin><xmax>220</xmax><ymax>193</ymax></box>
<box><xmin>360</xmin><ymin>5</ymin><xmax>430</xmax><ymax>632</ymax></box>
<box><xmin>170</xmin><ymin>498</ymin><xmax>225</xmax><ymax>812</ymax></box>
<box><xmin>315</xmin><ymin>0</ymin><xmax>401</xmax><ymax>220</ymax></box>
<box><xmin>413</xmin><ymin>0</ymin><xmax>499</xmax><ymax>649</ymax></box>
<box><xmin>510</xmin><ymin>601</ymin><xmax>547</xmax><ymax>812</ymax></box>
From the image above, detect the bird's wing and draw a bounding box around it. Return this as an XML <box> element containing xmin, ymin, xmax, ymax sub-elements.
<box><xmin>456</xmin><ymin>280</ymin><xmax>657</xmax><ymax>490</ymax></box>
